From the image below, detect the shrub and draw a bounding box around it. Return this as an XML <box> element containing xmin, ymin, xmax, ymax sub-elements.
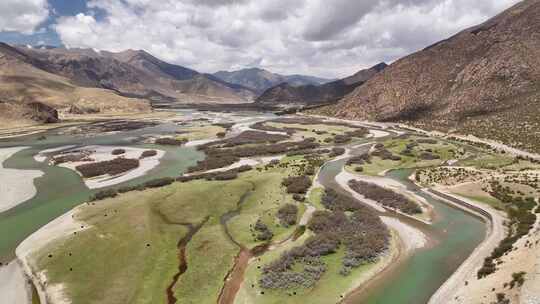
<box><xmin>347</xmin><ymin>153</ymin><xmax>371</xmax><ymax>165</ymax></box>
<box><xmin>204</xmin><ymin>131</ymin><xmax>289</xmax><ymax>148</ymax></box>
<box><xmin>53</xmin><ymin>153</ymin><xmax>92</xmax><ymax>165</ymax></box>
<box><xmin>76</xmin><ymin>158</ymin><xmax>140</xmax><ymax>178</ymax></box>
<box><xmin>214</xmin><ymin>171</ymin><xmax>238</xmax><ymax>180</ymax></box>
<box><xmin>510</xmin><ymin>271</ymin><xmax>527</xmax><ymax>289</ymax></box>
<box><xmin>143</xmin><ymin>177</ymin><xmax>175</xmax><ymax>188</ymax></box>
<box><xmin>90</xmin><ymin>189</ymin><xmax>118</xmax><ymax>201</ymax></box>
<box><xmin>140</xmin><ymin>150</ymin><xmax>158</xmax><ymax>159</ymax></box>
<box><xmin>304</xmin><ymin>166</ymin><xmax>316</xmax><ymax>176</ymax></box>
<box><xmin>254</xmin><ymin>219</ymin><xmax>274</xmax><ymax>241</ymax></box>
<box><xmin>112</xmin><ymin>149</ymin><xmax>126</xmax><ymax>155</ymax></box>
<box><xmin>260</xmin><ymin>189</ymin><xmax>389</xmax><ymax>290</ymax></box>
<box><xmin>282</xmin><ymin>175</ymin><xmax>312</xmax><ymax>194</ymax></box>
<box><xmin>419</xmin><ymin>152</ymin><xmax>441</xmax><ymax>160</ymax></box>
<box><xmin>117</xmin><ymin>184</ymin><xmax>145</xmax><ymax>193</ymax></box>
<box><xmin>348</xmin><ymin>180</ymin><xmax>422</xmax><ymax>214</ymax></box>
<box><xmin>155</xmin><ymin>137</ymin><xmax>187</xmax><ymax>146</ymax></box>
<box><xmin>333</xmin><ymin>134</ymin><xmax>351</xmax><ymax>144</ymax></box>
<box><xmin>189</xmin><ymin>138</ymin><xmax>319</xmax><ymax>173</ymax></box>
<box><xmin>417</xmin><ymin>138</ymin><xmax>438</xmax><ymax>144</ymax></box>
<box><xmin>292</xmin><ymin>194</ymin><xmax>305</xmax><ymax>202</ymax></box>
<box><xmin>277</xmin><ymin>204</ymin><xmax>299</xmax><ymax>227</ymax></box>
<box><xmin>329</xmin><ymin>147</ymin><xmax>345</xmax><ymax>157</ymax></box>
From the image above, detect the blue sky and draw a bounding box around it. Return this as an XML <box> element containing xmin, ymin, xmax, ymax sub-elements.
<box><xmin>0</xmin><ymin>0</ymin><xmax>85</xmax><ymax>46</ymax></box>
<box><xmin>0</xmin><ymin>0</ymin><xmax>521</xmax><ymax>77</ymax></box>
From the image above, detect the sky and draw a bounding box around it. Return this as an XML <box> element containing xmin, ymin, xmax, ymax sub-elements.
<box><xmin>0</xmin><ymin>0</ymin><xmax>521</xmax><ymax>78</ymax></box>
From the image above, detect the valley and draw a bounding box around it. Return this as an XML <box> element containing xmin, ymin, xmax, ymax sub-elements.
<box><xmin>1</xmin><ymin>1</ymin><xmax>540</xmax><ymax>303</ymax></box>
<box><xmin>1</xmin><ymin>109</ymin><xmax>538</xmax><ymax>304</ymax></box>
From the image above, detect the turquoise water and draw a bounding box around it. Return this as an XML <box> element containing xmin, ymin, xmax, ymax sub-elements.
<box><xmin>0</xmin><ymin>121</ymin><xmax>206</xmax><ymax>261</ymax></box>
<box><xmin>0</xmin><ymin>110</ymin><xmax>276</xmax><ymax>261</ymax></box>
<box><xmin>318</xmin><ymin>158</ymin><xmax>485</xmax><ymax>304</ymax></box>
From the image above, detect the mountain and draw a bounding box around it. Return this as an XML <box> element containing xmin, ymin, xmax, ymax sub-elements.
<box><xmin>256</xmin><ymin>63</ymin><xmax>387</xmax><ymax>106</ymax></box>
<box><xmin>0</xmin><ymin>43</ymin><xmax>150</xmax><ymax>127</ymax></box>
<box><xmin>327</xmin><ymin>0</ymin><xmax>540</xmax><ymax>153</ymax></box>
<box><xmin>213</xmin><ymin>68</ymin><xmax>334</xmax><ymax>94</ymax></box>
<box><xmin>15</xmin><ymin>47</ymin><xmax>256</xmax><ymax>104</ymax></box>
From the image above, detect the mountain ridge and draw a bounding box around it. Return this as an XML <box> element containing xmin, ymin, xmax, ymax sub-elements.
<box><xmin>321</xmin><ymin>0</ymin><xmax>540</xmax><ymax>153</ymax></box>
<box><xmin>14</xmin><ymin>46</ymin><xmax>255</xmax><ymax>104</ymax></box>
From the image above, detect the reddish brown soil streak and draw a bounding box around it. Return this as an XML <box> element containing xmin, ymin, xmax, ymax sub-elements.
<box><xmin>166</xmin><ymin>218</ymin><xmax>208</xmax><ymax>304</ymax></box>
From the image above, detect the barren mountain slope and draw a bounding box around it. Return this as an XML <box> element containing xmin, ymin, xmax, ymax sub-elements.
<box><xmin>15</xmin><ymin>46</ymin><xmax>254</xmax><ymax>103</ymax></box>
<box><xmin>0</xmin><ymin>43</ymin><xmax>150</xmax><ymax>128</ymax></box>
<box><xmin>329</xmin><ymin>0</ymin><xmax>540</xmax><ymax>153</ymax></box>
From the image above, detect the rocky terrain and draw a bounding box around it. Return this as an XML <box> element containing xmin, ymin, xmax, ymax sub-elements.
<box><xmin>256</xmin><ymin>63</ymin><xmax>386</xmax><ymax>106</ymax></box>
<box><xmin>320</xmin><ymin>0</ymin><xmax>540</xmax><ymax>153</ymax></box>
<box><xmin>213</xmin><ymin>67</ymin><xmax>333</xmax><ymax>94</ymax></box>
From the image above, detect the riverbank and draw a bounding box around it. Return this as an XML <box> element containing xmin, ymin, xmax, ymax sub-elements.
<box><xmin>0</xmin><ymin>147</ymin><xmax>44</xmax><ymax>213</ymax></box>
<box><xmin>426</xmin><ymin>189</ymin><xmax>526</xmax><ymax>304</ymax></box>
<box><xmin>56</xmin><ymin>145</ymin><xmax>165</xmax><ymax>189</ymax></box>
<box><xmin>16</xmin><ymin>208</ymin><xmax>85</xmax><ymax>304</ymax></box>
<box><xmin>336</xmin><ymin>169</ymin><xmax>434</xmax><ymax>224</ymax></box>
<box><xmin>0</xmin><ymin>260</ymin><xmax>31</xmax><ymax>304</ymax></box>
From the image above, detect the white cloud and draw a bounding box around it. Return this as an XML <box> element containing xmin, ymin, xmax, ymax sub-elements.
<box><xmin>0</xmin><ymin>0</ymin><xmax>49</xmax><ymax>34</ymax></box>
<box><xmin>54</xmin><ymin>0</ymin><xmax>520</xmax><ymax>78</ymax></box>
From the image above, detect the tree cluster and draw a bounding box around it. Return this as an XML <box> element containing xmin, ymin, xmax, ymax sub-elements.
<box><xmin>189</xmin><ymin>138</ymin><xmax>319</xmax><ymax>173</ymax></box>
<box><xmin>348</xmin><ymin>180</ymin><xmax>422</xmax><ymax>214</ymax></box>
<box><xmin>277</xmin><ymin>204</ymin><xmax>299</xmax><ymax>227</ymax></box>
<box><xmin>76</xmin><ymin>158</ymin><xmax>140</xmax><ymax>178</ymax></box>
<box><xmin>282</xmin><ymin>175</ymin><xmax>312</xmax><ymax>194</ymax></box>
<box><xmin>155</xmin><ymin>137</ymin><xmax>187</xmax><ymax>146</ymax></box>
<box><xmin>140</xmin><ymin>150</ymin><xmax>158</xmax><ymax>159</ymax></box>
<box><xmin>259</xmin><ymin>189</ymin><xmax>389</xmax><ymax>289</ymax></box>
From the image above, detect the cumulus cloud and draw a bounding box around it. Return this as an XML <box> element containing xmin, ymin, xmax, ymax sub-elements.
<box><xmin>54</xmin><ymin>0</ymin><xmax>520</xmax><ymax>78</ymax></box>
<box><xmin>0</xmin><ymin>0</ymin><xmax>49</xmax><ymax>34</ymax></box>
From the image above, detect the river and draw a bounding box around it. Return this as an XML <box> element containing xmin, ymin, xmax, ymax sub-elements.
<box><xmin>317</xmin><ymin>146</ymin><xmax>486</xmax><ymax>304</ymax></box>
<box><xmin>0</xmin><ymin>111</ymin><xmax>486</xmax><ymax>304</ymax></box>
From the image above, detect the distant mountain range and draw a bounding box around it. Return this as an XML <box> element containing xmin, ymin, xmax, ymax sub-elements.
<box><xmin>256</xmin><ymin>63</ymin><xmax>387</xmax><ymax>106</ymax></box>
<box><xmin>213</xmin><ymin>68</ymin><xmax>334</xmax><ymax>94</ymax></box>
<box><xmin>319</xmin><ymin>0</ymin><xmax>540</xmax><ymax>153</ymax></box>
<box><xmin>15</xmin><ymin>46</ymin><xmax>257</xmax><ymax>104</ymax></box>
<box><xmin>0</xmin><ymin>44</ymin><xmax>262</xmax><ymax>125</ymax></box>
<box><xmin>0</xmin><ymin>43</ymin><xmax>349</xmax><ymax>125</ymax></box>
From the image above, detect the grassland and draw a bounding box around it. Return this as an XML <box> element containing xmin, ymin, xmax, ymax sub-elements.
<box><xmin>308</xmin><ymin>187</ymin><xmax>324</xmax><ymax>210</ymax></box>
<box><xmin>34</xmin><ymin>189</ymin><xmax>190</xmax><ymax>304</ymax></box>
<box><xmin>175</xmin><ymin>125</ymin><xmax>226</xmax><ymax>142</ymax></box>
<box><xmin>32</xmin><ymin>153</ymin><xmax>316</xmax><ymax>304</ymax></box>
<box><xmin>359</xmin><ymin>137</ymin><xmax>458</xmax><ymax>176</ymax></box>
<box><xmin>235</xmin><ymin>223</ymin><xmax>396</xmax><ymax>304</ymax></box>
<box><xmin>447</xmin><ymin>183</ymin><xmax>505</xmax><ymax>210</ymax></box>
<box><xmin>264</xmin><ymin>122</ymin><xmax>360</xmax><ymax>144</ymax></box>
<box><xmin>457</xmin><ymin>153</ymin><xmax>515</xmax><ymax>169</ymax></box>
